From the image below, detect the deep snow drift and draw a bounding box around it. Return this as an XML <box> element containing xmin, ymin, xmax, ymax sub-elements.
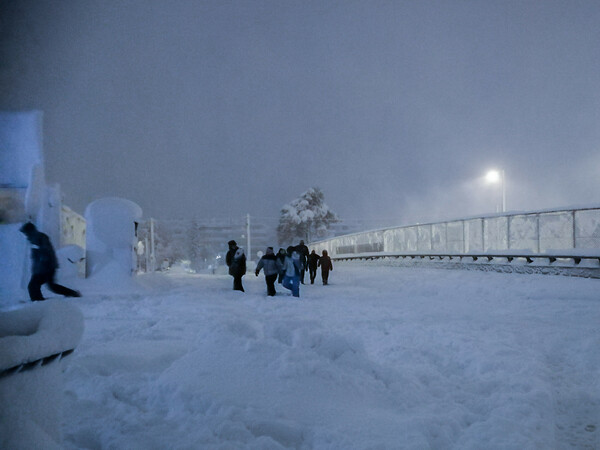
<box><xmin>6</xmin><ymin>263</ymin><xmax>600</xmax><ymax>449</ymax></box>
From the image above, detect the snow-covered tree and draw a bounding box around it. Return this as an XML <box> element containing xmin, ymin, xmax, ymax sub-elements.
<box><xmin>277</xmin><ymin>187</ymin><xmax>338</xmax><ymax>244</ymax></box>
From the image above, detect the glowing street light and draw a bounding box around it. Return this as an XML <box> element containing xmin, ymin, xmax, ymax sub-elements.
<box><xmin>486</xmin><ymin>169</ymin><xmax>506</xmax><ymax>212</ymax></box>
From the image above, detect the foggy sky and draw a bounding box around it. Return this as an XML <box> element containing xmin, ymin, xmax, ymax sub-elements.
<box><xmin>2</xmin><ymin>0</ymin><xmax>599</xmax><ymax>226</ymax></box>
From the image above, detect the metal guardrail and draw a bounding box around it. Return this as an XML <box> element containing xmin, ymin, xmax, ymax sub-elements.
<box><xmin>311</xmin><ymin>206</ymin><xmax>600</xmax><ymax>258</ymax></box>
<box><xmin>333</xmin><ymin>253</ymin><xmax>600</xmax><ymax>265</ymax></box>
<box><xmin>332</xmin><ymin>252</ymin><xmax>600</xmax><ymax>278</ymax></box>
<box><xmin>0</xmin><ymin>349</ymin><xmax>75</xmax><ymax>379</ymax></box>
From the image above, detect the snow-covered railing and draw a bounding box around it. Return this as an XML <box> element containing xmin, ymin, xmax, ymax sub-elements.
<box><xmin>0</xmin><ymin>301</ymin><xmax>84</xmax><ymax>449</ymax></box>
<box><xmin>311</xmin><ymin>206</ymin><xmax>600</xmax><ymax>258</ymax></box>
<box><xmin>334</xmin><ymin>252</ymin><xmax>600</xmax><ymax>264</ymax></box>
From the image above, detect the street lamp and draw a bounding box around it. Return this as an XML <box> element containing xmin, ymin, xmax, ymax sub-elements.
<box><xmin>485</xmin><ymin>169</ymin><xmax>506</xmax><ymax>212</ymax></box>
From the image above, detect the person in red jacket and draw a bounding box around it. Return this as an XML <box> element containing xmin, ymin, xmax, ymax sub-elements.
<box><xmin>317</xmin><ymin>250</ymin><xmax>333</xmax><ymax>285</ymax></box>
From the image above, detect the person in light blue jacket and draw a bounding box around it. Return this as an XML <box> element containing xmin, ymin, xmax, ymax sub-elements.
<box><xmin>282</xmin><ymin>246</ymin><xmax>303</xmax><ymax>297</ymax></box>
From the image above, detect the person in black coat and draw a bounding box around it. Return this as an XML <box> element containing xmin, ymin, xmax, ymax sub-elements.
<box><xmin>307</xmin><ymin>249</ymin><xmax>320</xmax><ymax>284</ymax></box>
<box><xmin>226</xmin><ymin>240</ymin><xmax>246</xmax><ymax>291</ymax></box>
<box><xmin>226</xmin><ymin>240</ymin><xmax>238</xmax><ymax>271</ymax></box>
<box><xmin>318</xmin><ymin>249</ymin><xmax>333</xmax><ymax>285</ymax></box>
<box><xmin>19</xmin><ymin>222</ymin><xmax>81</xmax><ymax>301</ymax></box>
<box><xmin>296</xmin><ymin>240</ymin><xmax>309</xmax><ymax>284</ymax></box>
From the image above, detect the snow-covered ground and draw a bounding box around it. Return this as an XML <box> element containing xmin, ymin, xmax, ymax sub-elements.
<box><xmin>10</xmin><ymin>263</ymin><xmax>600</xmax><ymax>449</ymax></box>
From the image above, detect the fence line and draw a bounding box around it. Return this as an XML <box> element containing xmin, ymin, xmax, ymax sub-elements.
<box><xmin>310</xmin><ymin>206</ymin><xmax>600</xmax><ymax>258</ymax></box>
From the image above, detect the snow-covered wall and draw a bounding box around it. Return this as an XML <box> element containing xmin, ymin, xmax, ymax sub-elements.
<box><xmin>311</xmin><ymin>207</ymin><xmax>600</xmax><ymax>256</ymax></box>
<box><xmin>85</xmin><ymin>197</ymin><xmax>142</xmax><ymax>280</ymax></box>
<box><xmin>0</xmin><ymin>111</ymin><xmax>44</xmax><ymax>189</ymax></box>
<box><xmin>0</xmin><ymin>300</ymin><xmax>84</xmax><ymax>449</ymax></box>
<box><xmin>0</xmin><ymin>224</ymin><xmax>29</xmax><ymax>298</ymax></box>
<box><xmin>0</xmin><ymin>111</ymin><xmax>54</xmax><ymax>298</ymax></box>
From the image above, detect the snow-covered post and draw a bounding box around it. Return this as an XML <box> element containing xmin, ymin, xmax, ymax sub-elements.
<box><xmin>145</xmin><ymin>236</ymin><xmax>150</xmax><ymax>273</ymax></box>
<box><xmin>150</xmin><ymin>218</ymin><xmax>156</xmax><ymax>272</ymax></box>
<box><xmin>246</xmin><ymin>213</ymin><xmax>251</xmax><ymax>262</ymax></box>
<box><xmin>0</xmin><ymin>301</ymin><xmax>84</xmax><ymax>449</ymax></box>
<box><xmin>0</xmin><ymin>111</ymin><xmax>47</xmax><ymax>299</ymax></box>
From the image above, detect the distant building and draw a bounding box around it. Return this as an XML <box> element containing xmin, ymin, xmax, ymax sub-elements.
<box><xmin>136</xmin><ymin>217</ymin><xmax>277</xmax><ymax>270</ymax></box>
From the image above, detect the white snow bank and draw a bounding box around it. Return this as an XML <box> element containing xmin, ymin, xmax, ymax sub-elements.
<box><xmin>0</xmin><ymin>300</ymin><xmax>84</xmax><ymax>450</ymax></box>
<box><xmin>0</xmin><ymin>111</ymin><xmax>44</xmax><ymax>188</ymax></box>
<box><xmin>0</xmin><ymin>300</ymin><xmax>84</xmax><ymax>370</ymax></box>
<box><xmin>56</xmin><ymin>245</ymin><xmax>85</xmax><ymax>280</ymax></box>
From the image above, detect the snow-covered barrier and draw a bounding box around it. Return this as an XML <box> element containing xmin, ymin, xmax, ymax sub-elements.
<box><xmin>0</xmin><ymin>301</ymin><xmax>84</xmax><ymax>450</ymax></box>
<box><xmin>312</xmin><ymin>206</ymin><xmax>600</xmax><ymax>257</ymax></box>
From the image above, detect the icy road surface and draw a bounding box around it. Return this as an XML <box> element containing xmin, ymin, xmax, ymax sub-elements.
<box><xmin>61</xmin><ymin>263</ymin><xmax>600</xmax><ymax>449</ymax></box>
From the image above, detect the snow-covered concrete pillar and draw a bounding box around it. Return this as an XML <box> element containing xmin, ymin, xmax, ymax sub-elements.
<box><xmin>0</xmin><ymin>111</ymin><xmax>48</xmax><ymax>299</ymax></box>
<box><xmin>0</xmin><ymin>300</ymin><xmax>84</xmax><ymax>449</ymax></box>
<box><xmin>85</xmin><ymin>197</ymin><xmax>142</xmax><ymax>279</ymax></box>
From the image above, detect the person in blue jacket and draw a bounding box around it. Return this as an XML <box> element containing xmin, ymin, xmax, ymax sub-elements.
<box><xmin>282</xmin><ymin>246</ymin><xmax>303</xmax><ymax>297</ymax></box>
<box><xmin>19</xmin><ymin>222</ymin><xmax>81</xmax><ymax>301</ymax></box>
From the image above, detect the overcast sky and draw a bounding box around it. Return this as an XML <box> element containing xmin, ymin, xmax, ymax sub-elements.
<box><xmin>2</xmin><ymin>0</ymin><xmax>599</xmax><ymax>226</ymax></box>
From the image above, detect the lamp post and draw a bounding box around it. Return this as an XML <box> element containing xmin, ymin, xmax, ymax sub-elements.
<box><xmin>485</xmin><ymin>169</ymin><xmax>506</xmax><ymax>213</ymax></box>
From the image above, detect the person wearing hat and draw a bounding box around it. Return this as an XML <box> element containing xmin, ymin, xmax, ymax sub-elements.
<box><xmin>19</xmin><ymin>221</ymin><xmax>81</xmax><ymax>301</ymax></box>
<box><xmin>226</xmin><ymin>239</ymin><xmax>246</xmax><ymax>291</ymax></box>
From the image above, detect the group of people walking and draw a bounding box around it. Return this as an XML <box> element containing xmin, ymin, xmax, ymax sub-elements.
<box><xmin>226</xmin><ymin>239</ymin><xmax>333</xmax><ymax>298</ymax></box>
<box><xmin>18</xmin><ymin>221</ymin><xmax>332</xmax><ymax>302</ymax></box>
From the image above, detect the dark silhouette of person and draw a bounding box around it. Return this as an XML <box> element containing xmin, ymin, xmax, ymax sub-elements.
<box><xmin>19</xmin><ymin>222</ymin><xmax>81</xmax><ymax>301</ymax></box>
<box><xmin>296</xmin><ymin>240</ymin><xmax>309</xmax><ymax>284</ymax></box>
<box><xmin>307</xmin><ymin>249</ymin><xmax>320</xmax><ymax>284</ymax></box>
<box><xmin>318</xmin><ymin>249</ymin><xmax>333</xmax><ymax>285</ymax></box>
<box><xmin>226</xmin><ymin>240</ymin><xmax>246</xmax><ymax>292</ymax></box>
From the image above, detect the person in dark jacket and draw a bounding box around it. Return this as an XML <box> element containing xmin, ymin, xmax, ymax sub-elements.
<box><xmin>226</xmin><ymin>240</ymin><xmax>246</xmax><ymax>292</ymax></box>
<box><xmin>255</xmin><ymin>247</ymin><xmax>283</xmax><ymax>296</ymax></box>
<box><xmin>296</xmin><ymin>240</ymin><xmax>310</xmax><ymax>284</ymax></box>
<box><xmin>226</xmin><ymin>240</ymin><xmax>238</xmax><ymax>271</ymax></box>
<box><xmin>318</xmin><ymin>249</ymin><xmax>333</xmax><ymax>285</ymax></box>
<box><xmin>276</xmin><ymin>247</ymin><xmax>287</xmax><ymax>284</ymax></box>
<box><xmin>19</xmin><ymin>222</ymin><xmax>81</xmax><ymax>301</ymax></box>
<box><xmin>307</xmin><ymin>249</ymin><xmax>320</xmax><ymax>284</ymax></box>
